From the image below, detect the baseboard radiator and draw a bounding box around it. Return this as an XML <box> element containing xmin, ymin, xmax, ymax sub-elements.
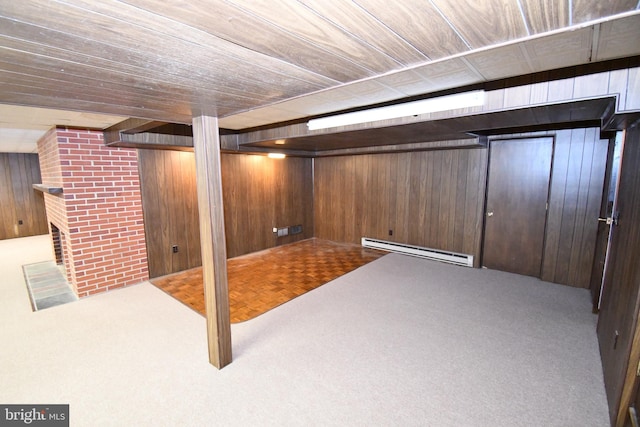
<box><xmin>361</xmin><ymin>237</ymin><xmax>474</xmax><ymax>267</ymax></box>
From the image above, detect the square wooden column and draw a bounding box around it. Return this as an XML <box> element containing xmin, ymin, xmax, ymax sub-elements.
<box><xmin>192</xmin><ymin>115</ymin><xmax>232</xmax><ymax>369</ymax></box>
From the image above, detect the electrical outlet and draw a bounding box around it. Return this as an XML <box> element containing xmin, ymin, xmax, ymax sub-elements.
<box><xmin>18</xmin><ymin>220</ymin><xmax>23</xmax><ymax>225</ymax></box>
<box><xmin>272</xmin><ymin>227</ymin><xmax>278</xmax><ymax>233</ymax></box>
<box><xmin>389</xmin><ymin>229</ymin><xmax>393</xmax><ymax>236</ymax></box>
<box><xmin>172</xmin><ymin>245</ymin><xmax>179</xmax><ymax>253</ymax></box>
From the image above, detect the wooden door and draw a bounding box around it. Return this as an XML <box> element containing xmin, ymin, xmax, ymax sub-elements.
<box><xmin>590</xmin><ymin>132</ymin><xmax>623</xmax><ymax>312</ymax></box>
<box><xmin>597</xmin><ymin>126</ymin><xmax>640</xmax><ymax>427</ymax></box>
<box><xmin>483</xmin><ymin>137</ymin><xmax>553</xmax><ymax>277</ymax></box>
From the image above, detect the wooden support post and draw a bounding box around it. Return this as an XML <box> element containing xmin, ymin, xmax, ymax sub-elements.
<box><xmin>192</xmin><ymin>115</ymin><xmax>232</xmax><ymax>369</ymax></box>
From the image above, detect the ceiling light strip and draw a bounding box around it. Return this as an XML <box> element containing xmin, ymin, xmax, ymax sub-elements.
<box><xmin>307</xmin><ymin>90</ymin><xmax>485</xmax><ymax>131</ymax></box>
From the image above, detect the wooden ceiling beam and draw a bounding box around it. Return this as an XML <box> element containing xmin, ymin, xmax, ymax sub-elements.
<box><xmin>104</xmin><ymin>118</ymin><xmax>168</xmax><ymax>145</ymax></box>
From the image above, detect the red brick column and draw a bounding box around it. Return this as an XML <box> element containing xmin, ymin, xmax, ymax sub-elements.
<box><xmin>37</xmin><ymin>127</ymin><xmax>148</xmax><ymax>297</ymax></box>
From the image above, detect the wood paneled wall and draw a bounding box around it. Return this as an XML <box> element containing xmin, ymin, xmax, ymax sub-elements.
<box><xmin>314</xmin><ymin>149</ymin><xmax>488</xmax><ymax>265</ymax></box>
<box><xmin>138</xmin><ymin>149</ymin><xmax>201</xmax><ymax>278</ymax></box>
<box><xmin>315</xmin><ymin>127</ymin><xmax>607</xmax><ymax>287</ymax></box>
<box><xmin>138</xmin><ymin>149</ymin><xmax>313</xmax><ymax>278</ymax></box>
<box><xmin>0</xmin><ymin>153</ymin><xmax>48</xmax><ymax>240</ymax></box>
<box><xmin>541</xmin><ymin>128</ymin><xmax>609</xmax><ymax>288</ymax></box>
<box><xmin>222</xmin><ymin>154</ymin><xmax>313</xmax><ymax>258</ymax></box>
<box><xmin>140</xmin><ymin>126</ymin><xmax>606</xmax><ymax>286</ymax></box>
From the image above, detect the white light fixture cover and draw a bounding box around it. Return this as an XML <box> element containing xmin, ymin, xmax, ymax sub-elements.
<box><xmin>307</xmin><ymin>90</ymin><xmax>485</xmax><ymax>130</ymax></box>
<box><xmin>267</xmin><ymin>153</ymin><xmax>286</xmax><ymax>159</ymax></box>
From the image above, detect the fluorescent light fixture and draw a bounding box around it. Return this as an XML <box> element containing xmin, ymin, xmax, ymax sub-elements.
<box><xmin>307</xmin><ymin>90</ymin><xmax>485</xmax><ymax>130</ymax></box>
<box><xmin>267</xmin><ymin>153</ymin><xmax>286</xmax><ymax>159</ymax></box>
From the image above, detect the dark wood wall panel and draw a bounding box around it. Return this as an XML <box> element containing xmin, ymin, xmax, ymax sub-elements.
<box><xmin>541</xmin><ymin>128</ymin><xmax>609</xmax><ymax>288</ymax></box>
<box><xmin>138</xmin><ymin>149</ymin><xmax>200</xmax><ymax>277</ymax></box>
<box><xmin>138</xmin><ymin>149</ymin><xmax>313</xmax><ymax>278</ymax></box>
<box><xmin>314</xmin><ymin>149</ymin><xmax>488</xmax><ymax>264</ymax></box>
<box><xmin>597</xmin><ymin>124</ymin><xmax>640</xmax><ymax>425</ymax></box>
<box><xmin>0</xmin><ymin>153</ymin><xmax>47</xmax><ymax>240</ymax></box>
<box><xmin>0</xmin><ymin>154</ymin><xmax>17</xmax><ymax>239</ymax></box>
<box><xmin>315</xmin><ymin>127</ymin><xmax>606</xmax><ymax>285</ymax></box>
<box><xmin>222</xmin><ymin>154</ymin><xmax>313</xmax><ymax>258</ymax></box>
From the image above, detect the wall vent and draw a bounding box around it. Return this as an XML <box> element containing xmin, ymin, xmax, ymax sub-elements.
<box><xmin>361</xmin><ymin>237</ymin><xmax>473</xmax><ymax>267</ymax></box>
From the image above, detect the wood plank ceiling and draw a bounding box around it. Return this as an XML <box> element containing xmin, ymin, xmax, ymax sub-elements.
<box><xmin>0</xmin><ymin>0</ymin><xmax>639</xmax><ymax>135</ymax></box>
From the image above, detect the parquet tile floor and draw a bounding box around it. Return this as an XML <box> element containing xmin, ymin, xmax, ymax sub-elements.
<box><xmin>150</xmin><ymin>238</ymin><xmax>385</xmax><ymax>323</ymax></box>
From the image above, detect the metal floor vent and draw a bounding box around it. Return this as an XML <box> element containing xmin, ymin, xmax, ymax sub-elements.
<box><xmin>361</xmin><ymin>237</ymin><xmax>474</xmax><ymax>267</ymax></box>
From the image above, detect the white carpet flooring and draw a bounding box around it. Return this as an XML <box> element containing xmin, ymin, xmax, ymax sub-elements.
<box><xmin>0</xmin><ymin>235</ymin><xmax>609</xmax><ymax>426</ymax></box>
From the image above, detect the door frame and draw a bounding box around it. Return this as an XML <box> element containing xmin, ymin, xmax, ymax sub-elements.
<box><xmin>480</xmin><ymin>136</ymin><xmax>555</xmax><ymax>277</ymax></box>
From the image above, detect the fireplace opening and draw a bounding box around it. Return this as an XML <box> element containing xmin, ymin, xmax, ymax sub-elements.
<box><xmin>50</xmin><ymin>223</ymin><xmax>64</xmax><ymax>266</ymax></box>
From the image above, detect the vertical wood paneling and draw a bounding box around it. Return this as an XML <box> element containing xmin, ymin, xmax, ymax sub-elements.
<box><xmin>138</xmin><ymin>150</ymin><xmax>158</xmax><ymax>276</ymax></box>
<box><xmin>183</xmin><ymin>151</ymin><xmax>201</xmax><ymax>265</ymax></box>
<box><xmin>314</xmin><ymin>148</ymin><xmax>488</xmax><ymax>259</ymax></box>
<box><xmin>28</xmin><ymin>155</ymin><xmax>47</xmax><ymax>233</ymax></box>
<box><xmin>138</xmin><ymin>149</ymin><xmax>205</xmax><ymax>277</ymax></box>
<box><xmin>428</xmin><ymin>153</ymin><xmax>442</xmax><ymax>247</ymax></box>
<box><xmin>409</xmin><ymin>153</ymin><xmax>427</xmax><ymax>245</ymax></box>
<box><xmin>573</xmin><ymin>71</ymin><xmax>609</xmax><ymax>99</ymax></box>
<box><xmin>0</xmin><ymin>155</ymin><xmax>17</xmax><ymax>239</ymax></box>
<box><xmin>315</xmin><ymin>128</ymin><xmax>603</xmax><ymax>281</ymax></box>
<box><xmin>139</xmin><ymin>150</ymin><xmax>314</xmax><ymax>277</ymax></box>
<box><xmin>556</xmin><ymin>129</ymin><xmax>585</xmax><ymax>284</ymax></box>
<box><xmin>387</xmin><ymin>153</ymin><xmax>399</xmax><ymax>241</ymax></box>
<box><xmin>439</xmin><ymin>151</ymin><xmax>453</xmax><ymax>249</ymax></box>
<box><xmin>541</xmin><ymin>128</ymin><xmax>608</xmax><ymax>288</ymax></box>
<box><xmin>359</xmin><ymin>157</ymin><xmax>371</xmax><ymax>238</ymax></box>
<box><xmin>372</xmin><ymin>156</ymin><xmax>390</xmax><ymax>238</ymax></box>
<box><xmin>222</xmin><ymin>154</ymin><xmax>313</xmax><ymax>257</ymax></box>
<box><xmin>466</xmin><ymin>149</ymin><xmax>488</xmax><ymax>265</ymax></box>
<box><xmin>626</xmin><ymin>67</ymin><xmax>640</xmax><ymax>111</ymax></box>
<box><xmin>542</xmin><ymin>131</ymin><xmax>569</xmax><ymax>277</ymax></box>
<box><xmin>163</xmin><ymin>151</ymin><xmax>177</xmax><ymax>271</ymax></box>
<box><xmin>547</xmin><ymin>77</ymin><xmax>575</xmax><ymax>102</ymax></box>
<box><xmin>397</xmin><ymin>153</ymin><xmax>412</xmax><ymax>243</ymax></box>
<box><xmin>568</xmin><ymin>130</ymin><xmax>593</xmax><ymax>284</ymax></box>
<box><xmin>0</xmin><ymin>153</ymin><xmax>48</xmax><ymax>240</ymax></box>
<box><xmin>578</xmin><ymin>129</ymin><xmax>606</xmax><ymax>287</ymax></box>
<box><xmin>454</xmin><ymin>151</ymin><xmax>469</xmax><ymax>250</ymax></box>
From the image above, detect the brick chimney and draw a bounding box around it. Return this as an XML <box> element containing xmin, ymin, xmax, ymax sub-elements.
<box><xmin>37</xmin><ymin>127</ymin><xmax>148</xmax><ymax>297</ymax></box>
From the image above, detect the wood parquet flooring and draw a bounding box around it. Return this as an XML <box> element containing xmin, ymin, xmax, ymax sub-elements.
<box><xmin>150</xmin><ymin>238</ymin><xmax>385</xmax><ymax>323</ymax></box>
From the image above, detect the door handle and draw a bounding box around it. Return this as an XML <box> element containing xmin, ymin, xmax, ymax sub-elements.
<box><xmin>598</xmin><ymin>216</ymin><xmax>619</xmax><ymax>226</ymax></box>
